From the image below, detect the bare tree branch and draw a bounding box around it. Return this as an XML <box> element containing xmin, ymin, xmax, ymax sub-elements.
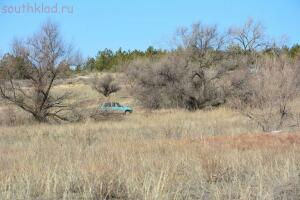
<box><xmin>0</xmin><ymin>21</ymin><xmax>76</xmax><ymax>123</ymax></box>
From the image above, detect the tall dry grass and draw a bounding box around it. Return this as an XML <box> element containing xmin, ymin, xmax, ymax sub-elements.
<box><xmin>0</xmin><ymin>109</ymin><xmax>299</xmax><ymax>199</ymax></box>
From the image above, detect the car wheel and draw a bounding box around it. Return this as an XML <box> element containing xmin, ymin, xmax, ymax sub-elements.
<box><xmin>124</xmin><ymin>111</ymin><xmax>130</xmax><ymax>115</ymax></box>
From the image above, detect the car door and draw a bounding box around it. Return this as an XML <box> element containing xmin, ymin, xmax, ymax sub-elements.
<box><xmin>115</xmin><ymin>102</ymin><xmax>123</xmax><ymax>114</ymax></box>
<box><xmin>111</xmin><ymin>102</ymin><xmax>119</xmax><ymax>113</ymax></box>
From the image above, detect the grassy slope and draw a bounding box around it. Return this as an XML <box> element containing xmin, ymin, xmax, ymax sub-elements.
<box><xmin>0</xmin><ymin>73</ymin><xmax>299</xmax><ymax>199</ymax></box>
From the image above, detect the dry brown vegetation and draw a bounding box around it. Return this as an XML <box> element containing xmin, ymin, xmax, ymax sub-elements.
<box><xmin>0</xmin><ymin>66</ymin><xmax>299</xmax><ymax>199</ymax></box>
<box><xmin>230</xmin><ymin>54</ymin><xmax>300</xmax><ymax>132</ymax></box>
<box><xmin>0</xmin><ymin>61</ymin><xmax>299</xmax><ymax>199</ymax></box>
<box><xmin>0</xmin><ymin>19</ymin><xmax>300</xmax><ymax>200</ymax></box>
<box><xmin>0</xmin><ymin>110</ymin><xmax>299</xmax><ymax>199</ymax></box>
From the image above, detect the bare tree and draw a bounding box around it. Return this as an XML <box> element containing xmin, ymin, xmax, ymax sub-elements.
<box><xmin>127</xmin><ymin>22</ymin><xmax>231</xmax><ymax>110</ymax></box>
<box><xmin>229</xmin><ymin>18</ymin><xmax>268</xmax><ymax>53</ymax></box>
<box><xmin>176</xmin><ymin>22</ymin><xmax>227</xmax><ymax>67</ymax></box>
<box><xmin>0</xmin><ymin>21</ymin><xmax>76</xmax><ymax>123</ymax></box>
<box><xmin>92</xmin><ymin>74</ymin><xmax>120</xmax><ymax>97</ymax></box>
<box><xmin>127</xmin><ymin>51</ymin><xmax>231</xmax><ymax>110</ymax></box>
<box><xmin>230</xmin><ymin>54</ymin><xmax>300</xmax><ymax>131</ymax></box>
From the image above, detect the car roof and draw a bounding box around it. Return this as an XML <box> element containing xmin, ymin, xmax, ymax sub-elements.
<box><xmin>103</xmin><ymin>102</ymin><xmax>121</xmax><ymax>104</ymax></box>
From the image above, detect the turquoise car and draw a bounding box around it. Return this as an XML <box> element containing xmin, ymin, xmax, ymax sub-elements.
<box><xmin>100</xmin><ymin>102</ymin><xmax>133</xmax><ymax>114</ymax></box>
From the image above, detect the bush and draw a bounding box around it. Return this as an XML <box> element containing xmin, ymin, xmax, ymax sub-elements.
<box><xmin>229</xmin><ymin>54</ymin><xmax>300</xmax><ymax>131</ymax></box>
<box><xmin>127</xmin><ymin>52</ymin><xmax>230</xmax><ymax>110</ymax></box>
<box><xmin>91</xmin><ymin>74</ymin><xmax>121</xmax><ymax>97</ymax></box>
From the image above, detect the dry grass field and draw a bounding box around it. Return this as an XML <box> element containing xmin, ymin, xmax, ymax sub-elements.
<box><xmin>0</xmin><ymin>75</ymin><xmax>299</xmax><ymax>200</ymax></box>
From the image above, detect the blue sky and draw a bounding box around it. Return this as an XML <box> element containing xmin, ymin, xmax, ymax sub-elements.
<box><xmin>0</xmin><ymin>0</ymin><xmax>299</xmax><ymax>57</ymax></box>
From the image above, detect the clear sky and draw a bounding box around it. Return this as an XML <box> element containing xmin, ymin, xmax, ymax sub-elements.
<box><xmin>0</xmin><ymin>0</ymin><xmax>299</xmax><ymax>58</ymax></box>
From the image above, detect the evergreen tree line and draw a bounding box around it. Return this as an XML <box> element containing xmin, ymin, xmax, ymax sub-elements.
<box><xmin>78</xmin><ymin>46</ymin><xmax>167</xmax><ymax>72</ymax></box>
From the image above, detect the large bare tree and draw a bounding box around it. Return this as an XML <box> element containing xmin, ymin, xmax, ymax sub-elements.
<box><xmin>0</xmin><ymin>21</ymin><xmax>76</xmax><ymax>122</ymax></box>
<box><xmin>127</xmin><ymin>22</ymin><xmax>232</xmax><ymax>110</ymax></box>
<box><xmin>229</xmin><ymin>18</ymin><xmax>268</xmax><ymax>53</ymax></box>
<box><xmin>174</xmin><ymin>22</ymin><xmax>230</xmax><ymax>109</ymax></box>
<box><xmin>176</xmin><ymin>22</ymin><xmax>227</xmax><ymax>67</ymax></box>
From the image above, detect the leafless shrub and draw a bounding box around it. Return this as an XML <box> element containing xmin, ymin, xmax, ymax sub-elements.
<box><xmin>91</xmin><ymin>74</ymin><xmax>120</xmax><ymax>97</ymax></box>
<box><xmin>230</xmin><ymin>54</ymin><xmax>300</xmax><ymax>131</ymax></box>
<box><xmin>127</xmin><ymin>52</ymin><xmax>231</xmax><ymax>110</ymax></box>
<box><xmin>127</xmin><ymin>22</ymin><xmax>233</xmax><ymax>110</ymax></box>
<box><xmin>127</xmin><ymin>23</ymin><xmax>227</xmax><ymax>110</ymax></box>
<box><xmin>0</xmin><ymin>21</ymin><xmax>78</xmax><ymax>123</ymax></box>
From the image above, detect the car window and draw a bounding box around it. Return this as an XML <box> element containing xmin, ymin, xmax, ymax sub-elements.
<box><xmin>104</xmin><ymin>102</ymin><xmax>111</xmax><ymax>107</ymax></box>
<box><xmin>112</xmin><ymin>103</ymin><xmax>116</xmax><ymax>107</ymax></box>
<box><xmin>116</xmin><ymin>103</ymin><xmax>121</xmax><ymax>107</ymax></box>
